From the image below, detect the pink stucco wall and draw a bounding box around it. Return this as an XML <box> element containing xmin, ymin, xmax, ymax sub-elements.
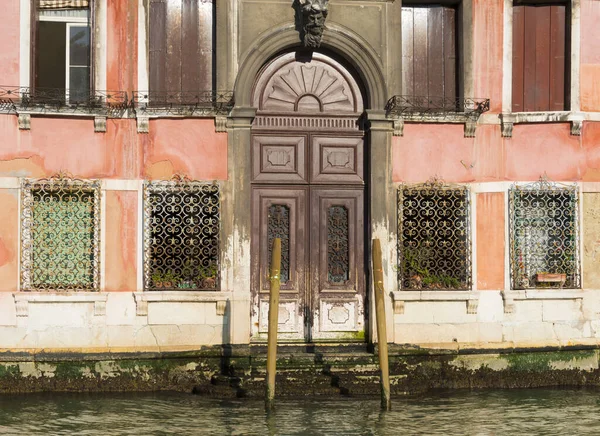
<box><xmin>580</xmin><ymin>0</ymin><xmax>600</xmax><ymax>111</ymax></box>
<box><xmin>472</xmin><ymin>0</ymin><xmax>503</xmax><ymax>113</ymax></box>
<box><xmin>0</xmin><ymin>1</ymin><xmax>19</xmax><ymax>86</ymax></box>
<box><xmin>0</xmin><ymin>116</ymin><xmax>227</xmax><ymax>180</ymax></box>
<box><xmin>477</xmin><ymin>193</ymin><xmax>505</xmax><ymax>290</ymax></box>
<box><xmin>0</xmin><ymin>190</ymin><xmax>19</xmax><ymax>293</ymax></box>
<box><xmin>107</xmin><ymin>0</ymin><xmax>138</xmax><ymax>92</ymax></box>
<box><xmin>393</xmin><ymin>122</ymin><xmax>600</xmax><ymax>183</ymax></box>
<box><xmin>105</xmin><ymin>191</ymin><xmax>137</xmax><ymax>292</ymax></box>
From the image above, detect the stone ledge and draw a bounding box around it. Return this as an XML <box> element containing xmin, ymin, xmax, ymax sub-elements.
<box><xmin>502</xmin><ymin>289</ymin><xmax>584</xmax><ymax>314</ymax></box>
<box><xmin>13</xmin><ymin>292</ymin><xmax>108</xmax><ymax>317</ymax></box>
<box><xmin>392</xmin><ymin>290</ymin><xmax>479</xmax><ymax>315</ymax></box>
<box><xmin>133</xmin><ymin>291</ymin><xmax>231</xmax><ymax>317</ymax></box>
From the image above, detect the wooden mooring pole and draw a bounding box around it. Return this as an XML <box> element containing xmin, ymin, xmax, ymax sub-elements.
<box><xmin>265</xmin><ymin>238</ymin><xmax>281</xmax><ymax>411</ymax></box>
<box><xmin>372</xmin><ymin>239</ymin><xmax>391</xmax><ymax>410</ymax></box>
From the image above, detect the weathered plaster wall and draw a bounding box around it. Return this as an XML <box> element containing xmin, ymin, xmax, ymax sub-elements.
<box><xmin>0</xmin><ymin>190</ymin><xmax>19</xmax><ymax>293</ymax></box>
<box><xmin>144</xmin><ymin>119</ymin><xmax>228</xmax><ymax>180</ymax></box>
<box><xmin>105</xmin><ymin>191</ymin><xmax>138</xmax><ymax>292</ymax></box>
<box><xmin>107</xmin><ymin>0</ymin><xmax>138</xmax><ymax>92</ymax></box>
<box><xmin>477</xmin><ymin>193</ymin><xmax>504</xmax><ymax>290</ymax></box>
<box><xmin>472</xmin><ymin>0</ymin><xmax>503</xmax><ymax>113</ymax></box>
<box><xmin>392</xmin><ymin>123</ymin><xmax>600</xmax><ymax>183</ymax></box>
<box><xmin>0</xmin><ymin>0</ymin><xmax>19</xmax><ymax>85</ymax></box>
<box><xmin>580</xmin><ymin>0</ymin><xmax>600</xmax><ymax>111</ymax></box>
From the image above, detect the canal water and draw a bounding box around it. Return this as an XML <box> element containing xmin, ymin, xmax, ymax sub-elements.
<box><xmin>1</xmin><ymin>388</ymin><xmax>599</xmax><ymax>435</ymax></box>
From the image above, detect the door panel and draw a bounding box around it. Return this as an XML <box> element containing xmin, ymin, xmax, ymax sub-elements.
<box><xmin>310</xmin><ymin>136</ymin><xmax>364</xmax><ymax>184</ymax></box>
<box><xmin>251</xmin><ymin>187</ymin><xmax>307</xmax><ymax>341</ymax></box>
<box><xmin>252</xmin><ymin>135</ymin><xmax>308</xmax><ymax>183</ymax></box>
<box><xmin>310</xmin><ymin>188</ymin><xmax>365</xmax><ymax>341</ymax></box>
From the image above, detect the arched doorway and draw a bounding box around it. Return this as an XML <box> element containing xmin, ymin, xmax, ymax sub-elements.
<box><xmin>250</xmin><ymin>51</ymin><xmax>367</xmax><ymax>342</ymax></box>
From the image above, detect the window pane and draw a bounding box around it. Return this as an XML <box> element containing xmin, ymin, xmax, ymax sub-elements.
<box><xmin>35</xmin><ymin>21</ymin><xmax>66</xmax><ymax>90</ymax></box>
<box><xmin>69</xmin><ymin>67</ymin><xmax>90</xmax><ymax>102</ymax></box>
<box><xmin>70</xmin><ymin>26</ymin><xmax>90</xmax><ymax>67</ymax></box>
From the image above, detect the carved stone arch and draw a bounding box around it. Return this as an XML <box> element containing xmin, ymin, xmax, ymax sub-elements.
<box><xmin>233</xmin><ymin>23</ymin><xmax>386</xmax><ymax>110</ymax></box>
<box><xmin>252</xmin><ymin>52</ymin><xmax>364</xmax><ymax>115</ymax></box>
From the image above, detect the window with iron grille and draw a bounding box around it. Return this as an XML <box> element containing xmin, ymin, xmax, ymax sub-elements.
<box><xmin>398</xmin><ymin>180</ymin><xmax>471</xmax><ymax>290</ymax></box>
<box><xmin>21</xmin><ymin>174</ymin><xmax>100</xmax><ymax>291</ymax></box>
<box><xmin>509</xmin><ymin>178</ymin><xmax>580</xmax><ymax>289</ymax></box>
<box><xmin>144</xmin><ymin>177</ymin><xmax>220</xmax><ymax>291</ymax></box>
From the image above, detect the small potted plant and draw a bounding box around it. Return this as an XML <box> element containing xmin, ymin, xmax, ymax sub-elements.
<box><xmin>198</xmin><ymin>264</ymin><xmax>218</xmax><ymax>289</ymax></box>
<box><xmin>151</xmin><ymin>272</ymin><xmax>164</xmax><ymax>288</ymax></box>
<box><xmin>535</xmin><ymin>272</ymin><xmax>566</xmax><ymax>286</ymax></box>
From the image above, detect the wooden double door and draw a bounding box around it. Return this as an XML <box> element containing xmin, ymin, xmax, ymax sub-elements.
<box><xmin>251</xmin><ymin>132</ymin><xmax>366</xmax><ymax>342</ymax></box>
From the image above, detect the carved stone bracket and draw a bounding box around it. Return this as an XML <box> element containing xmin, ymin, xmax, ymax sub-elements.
<box><xmin>466</xmin><ymin>298</ymin><xmax>479</xmax><ymax>314</ymax></box>
<box><xmin>393</xmin><ymin>300</ymin><xmax>405</xmax><ymax>315</ymax></box>
<box><xmin>137</xmin><ymin>116</ymin><xmax>149</xmax><ymax>134</ymax></box>
<box><xmin>134</xmin><ymin>294</ymin><xmax>148</xmax><ymax>316</ymax></box>
<box><xmin>94</xmin><ymin>116</ymin><xmax>107</xmax><ymax>133</ymax></box>
<box><xmin>464</xmin><ymin>120</ymin><xmax>478</xmax><ymax>138</ymax></box>
<box><xmin>214</xmin><ymin>116</ymin><xmax>227</xmax><ymax>133</ymax></box>
<box><xmin>216</xmin><ymin>300</ymin><xmax>227</xmax><ymax>316</ymax></box>
<box><xmin>571</xmin><ymin>116</ymin><xmax>584</xmax><ymax>136</ymax></box>
<box><xmin>94</xmin><ymin>300</ymin><xmax>106</xmax><ymax>316</ymax></box>
<box><xmin>18</xmin><ymin>113</ymin><xmax>31</xmax><ymax>130</ymax></box>
<box><xmin>392</xmin><ymin>118</ymin><xmax>404</xmax><ymax>137</ymax></box>
<box><xmin>14</xmin><ymin>298</ymin><xmax>28</xmax><ymax>317</ymax></box>
<box><xmin>500</xmin><ymin>113</ymin><xmax>515</xmax><ymax>138</ymax></box>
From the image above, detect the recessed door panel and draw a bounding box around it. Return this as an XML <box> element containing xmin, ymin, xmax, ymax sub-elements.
<box><xmin>252</xmin><ymin>135</ymin><xmax>307</xmax><ymax>183</ymax></box>
<box><xmin>310</xmin><ymin>188</ymin><xmax>365</xmax><ymax>341</ymax></box>
<box><xmin>310</xmin><ymin>136</ymin><xmax>364</xmax><ymax>184</ymax></box>
<box><xmin>251</xmin><ymin>187</ymin><xmax>307</xmax><ymax>341</ymax></box>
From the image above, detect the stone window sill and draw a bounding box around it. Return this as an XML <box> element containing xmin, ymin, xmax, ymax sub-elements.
<box><xmin>133</xmin><ymin>291</ymin><xmax>230</xmax><ymax>317</ymax></box>
<box><xmin>391</xmin><ymin>290</ymin><xmax>479</xmax><ymax>315</ymax></box>
<box><xmin>13</xmin><ymin>292</ymin><xmax>108</xmax><ymax>317</ymax></box>
<box><xmin>502</xmin><ymin>289</ymin><xmax>584</xmax><ymax>314</ymax></box>
<box><xmin>500</xmin><ymin>111</ymin><xmax>585</xmax><ymax>137</ymax></box>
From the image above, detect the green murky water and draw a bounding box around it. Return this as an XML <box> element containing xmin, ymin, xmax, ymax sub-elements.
<box><xmin>1</xmin><ymin>388</ymin><xmax>599</xmax><ymax>435</ymax></box>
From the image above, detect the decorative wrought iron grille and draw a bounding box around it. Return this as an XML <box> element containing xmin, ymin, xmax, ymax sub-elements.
<box><xmin>21</xmin><ymin>174</ymin><xmax>101</xmax><ymax>291</ymax></box>
<box><xmin>398</xmin><ymin>180</ymin><xmax>471</xmax><ymax>290</ymax></box>
<box><xmin>509</xmin><ymin>177</ymin><xmax>580</xmax><ymax>289</ymax></box>
<box><xmin>0</xmin><ymin>86</ymin><xmax>128</xmax><ymax>116</ymax></box>
<box><xmin>385</xmin><ymin>95</ymin><xmax>490</xmax><ymax>120</ymax></box>
<box><xmin>328</xmin><ymin>205</ymin><xmax>350</xmax><ymax>284</ymax></box>
<box><xmin>267</xmin><ymin>205</ymin><xmax>290</xmax><ymax>283</ymax></box>
<box><xmin>144</xmin><ymin>176</ymin><xmax>220</xmax><ymax>291</ymax></box>
<box><xmin>131</xmin><ymin>91</ymin><xmax>234</xmax><ymax>116</ymax></box>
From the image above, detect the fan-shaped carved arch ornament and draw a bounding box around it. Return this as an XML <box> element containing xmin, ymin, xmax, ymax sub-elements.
<box><xmin>252</xmin><ymin>52</ymin><xmax>363</xmax><ymax>116</ymax></box>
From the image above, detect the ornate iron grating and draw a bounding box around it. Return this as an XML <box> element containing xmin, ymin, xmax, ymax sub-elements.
<box><xmin>21</xmin><ymin>173</ymin><xmax>101</xmax><ymax>291</ymax></box>
<box><xmin>328</xmin><ymin>205</ymin><xmax>350</xmax><ymax>284</ymax></box>
<box><xmin>0</xmin><ymin>86</ymin><xmax>128</xmax><ymax>116</ymax></box>
<box><xmin>385</xmin><ymin>95</ymin><xmax>490</xmax><ymax>120</ymax></box>
<box><xmin>398</xmin><ymin>179</ymin><xmax>472</xmax><ymax>290</ymax></box>
<box><xmin>144</xmin><ymin>176</ymin><xmax>220</xmax><ymax>291</ymax></box>
<box><xmin>509</xmin><ymin>177</ymin><xmax>580</xmax><ymax>289</ymax></box>
<box><xmin>267</xmin><ymin>205</ymin><xmax>290</xmax><ymax>283</ymax></box>
<box><xmin>131</xmin><ymin>90</ymin><xmax>234</xmax><ymax>116</ymax></box>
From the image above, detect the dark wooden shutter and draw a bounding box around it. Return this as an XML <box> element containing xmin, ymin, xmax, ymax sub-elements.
<box><xmin>402</xmin><ymin>6</ymin><xmax>457</xmax><ymax>101</ymax></box>
<box><xmin>149</xmin><ymin>0</ymin><xmax>214</xmax><ymax>99</ymax></box>
<box><xmin>512</xmin><ymin>5</ymin><xmax>566</xmax><ymax>112</ymax></box>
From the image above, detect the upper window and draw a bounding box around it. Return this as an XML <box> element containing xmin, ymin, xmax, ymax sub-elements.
<box><xmin>401</xmin><ymin>4</ymin><xmax>459</xmax><ymax>104</ymax></box>
<box><xmin>148</xmin><ymin>0</ymin><xmax>215</xmax><ymax>103</ymax></box>
<box><xmin>21</xmin><ymin>174</ymin><xmax>101</xmax><ymax>292</ymax></box>
<box><xmin>398</xmin><ymin>180</ymin><xmax>471</xmax><ymax>291</ymax></box>
<box><xmin>144</xmin><ymin>177</ymin><xmax>220</xmax><ymax>291</ymax></box>
<box><xmin>512</xmin><ymin>2</ymin><xmax>569</xmax><ymax>112</ymax></box>
<box><xmin>509</xmin><ymin>178</ymin><xmax>580</xmax><ymax>290</ymax></box>
<box><xmin>32</xmin><ymin>1</ymin><xmax>93</xmax><ymax>103</ymax></box>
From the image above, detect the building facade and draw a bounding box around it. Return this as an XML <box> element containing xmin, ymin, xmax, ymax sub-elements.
<box><xmin>0</xmin><ymin>0</ymin><xmax>600</xmax><ymax>357</ymax></box>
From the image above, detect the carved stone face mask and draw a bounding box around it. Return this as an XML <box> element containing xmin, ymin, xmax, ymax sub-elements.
<box><xmin>299</xmin><ymin>0</ymin><xmax>329</xmax><ymax>48</ymax></box>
